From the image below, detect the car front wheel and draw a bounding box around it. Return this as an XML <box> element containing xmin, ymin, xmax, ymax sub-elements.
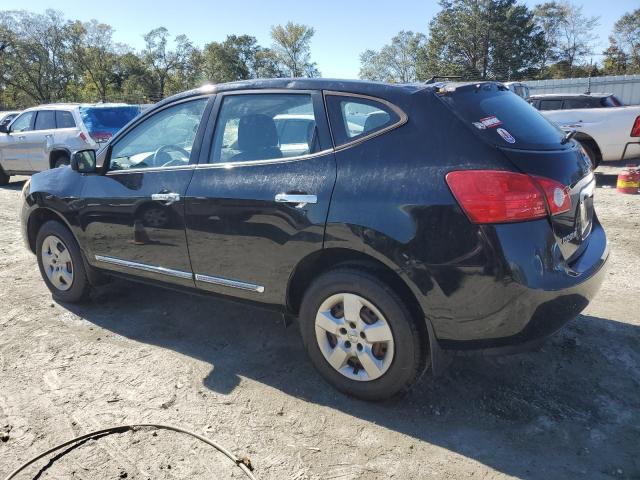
<box><xmin>299</xmin><ymin>268</ymin><xmax>428</xmax><ymax>401</ymax></box>
<box><xmin>36</xmin><ymin>220</ymin><xmax>91</xmax><ymax>303</ymax></box>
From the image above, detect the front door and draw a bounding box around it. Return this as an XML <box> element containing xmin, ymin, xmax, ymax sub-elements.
<box><xmin>79</xmin><ymin>96</ymin><xmax>212</xmax><ymax>287</ymax></box>
<box><xmin>0</xmin><ymin>111</ymin><xmax>37</xmax><ymax>172</ymax></box>
<box><xmin>185</xmin><ymin>91</ymin><xmax>336</xmax><ymax>304</ymax></box>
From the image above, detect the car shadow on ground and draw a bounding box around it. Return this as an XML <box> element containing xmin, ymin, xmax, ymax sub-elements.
<box><xmin>64</xmin><ymin>279</ymin><xmax>640</xmax><ymax>479</ymax></box>
<box><xmin>1</xmin><ymin>179</ymin><xmax>27</xmax><ymax>191</ymax></box>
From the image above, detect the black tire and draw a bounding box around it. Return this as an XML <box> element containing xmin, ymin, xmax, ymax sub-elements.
<box><xmin>0</xmin><ymin>168</ymin><xmax>9</xmax><ymax>186</ymax></box>
<box><xmin>36</xmin><ymin>220</ymin><xmax>91</xmax><ymax>303</ymax></box>
<box><xmin>54</xmin><ymin>155</ymin><xmax>70</xmax><ymax>168</ymax></box>
<box><xmin>299</xmin><ymin>268</ymin><xmax>428</xmax><ymax>401</ymax></box>
<box><xmin>578</xmin><ymin>141</ymin><xmax>599</xmax><ymax>170</ymax></box>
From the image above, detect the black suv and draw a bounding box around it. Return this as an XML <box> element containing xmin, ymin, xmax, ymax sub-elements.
<box><xmin>20</xmin><ymin>79</ymin><xmax>608</xmax><ymax>400</ymax></box>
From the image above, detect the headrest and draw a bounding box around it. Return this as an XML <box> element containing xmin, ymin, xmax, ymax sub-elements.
<box><xmin>237</xmin><ymin>114</ymin><xmax>278</xmax><ymax>151</ymax></box>
<box><xmin>363</xmin><ymin>111</ymin><xmax>390</xmax><ymax>134</ymax></box>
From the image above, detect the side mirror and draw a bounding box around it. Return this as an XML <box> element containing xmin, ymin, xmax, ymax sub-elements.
<box><xmin>70</xmin><ymin>149</ymin><xmax>97</xmax><ymax>173</ymax></box>
<box><xmin>0</xmin><ymin>124</ymin><xmax>9</xmax><ymax>134</ymax></box>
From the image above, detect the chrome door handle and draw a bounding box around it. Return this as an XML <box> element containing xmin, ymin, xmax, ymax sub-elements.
<box><xmin>275</xmin><ymin>193</ymin><xmax>317</xmax><ymax>208</ymax></box>
<box><xmin>151</xmin><ymin>192</ymin><xmax>180</xmax><ymax>205</ymax></box>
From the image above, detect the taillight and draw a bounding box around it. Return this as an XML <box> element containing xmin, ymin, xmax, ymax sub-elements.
<box><xmin>89</xmin><ymin>131</ymin><xmax>112</xmax><ymax>143</ymax></box>
<box><xmin>531</xmin><ymin>175</ymin><xmax>571</xmax><ymax>215</ymax></box>
<box><xmin>79</xmin><ymin>132</ymin><xmax>88</xmax><ymax>142</ymax></box>
<box><xmin>446</xmin><ymin>170</ymin><xmax>571</xmax><ymax>224</ymax></box>
<box><xmin>631</xmin><ymin>116</ymin><xmax>640</xmax><ymax>137</ymax></box>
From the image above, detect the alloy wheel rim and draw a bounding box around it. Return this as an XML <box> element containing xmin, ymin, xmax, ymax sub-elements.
<box><xmin>315</xmin><ymin>293</ymin><xmax>395</xmax><ymax>381</ymax></box>
<box><xmin>41</xmin><ymin>235</ymin><xmax>74</xmax><ymax>291</ymax></box>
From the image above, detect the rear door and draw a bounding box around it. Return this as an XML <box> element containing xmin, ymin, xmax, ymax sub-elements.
<box><xmin>30</xmin><ymin>110</ymin><xmax>57</xmax><ymax>171</ymax></box>
<box><xmin>184</xmin><ymin>90</ymin><xmax>336</xmax><ymax>304</ymax></box>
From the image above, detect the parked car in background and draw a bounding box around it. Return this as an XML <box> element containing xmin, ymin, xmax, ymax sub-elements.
<box><xmin>529</xmin><ymin>93</ymin><xmax>623</xmax><ymax>110</ymax></box>
<box><xmin>0</xmin><ymin>103</ymin><xmax>140</xmax><ymax>185</ymax></box>
<box><xmin>503</xmin><ymin>81</ymin><xmax>530</xmax><ymax>100</ymax></box>
<box><xmin>0</xmin><ymin>111</ymin><xmax>21</xmax><ymax>130</ymax></box>
<box><xmin>528</xmin><ymin>93</ymin><xmax>640</xmax><ymax>167</ymax></box>
<box><xmin>20</xmin><ymin>79</ymin><xmax>608</xmax><ymax>400</ymax></box>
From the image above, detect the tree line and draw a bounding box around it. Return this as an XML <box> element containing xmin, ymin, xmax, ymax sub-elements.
<box><xmin>0</xmin><ymin>11</ymin><xmax>318</xmax><ymax>109</ymax></box>
<box><xmin>360</xmin><ymin>0</ymin><xmax>640</xmax><ymax>83</ymax></box>
<box><xmin>1</xmin><ymin>1</ymin><xmax>639</xmax><ymax>109</ymax></box>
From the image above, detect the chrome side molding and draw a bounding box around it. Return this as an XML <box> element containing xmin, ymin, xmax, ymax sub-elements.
<box><xmin>195</xmin><ymin>274</ymin><xmax>265</xmax><ymax>293</ymax></box>
<box><xmin>94</xmin><ymin>255</ymin><xmax>193</xmax><ymax>280</ymax></box>
<box><xmin>94</xmin><ymin>255</ymin><xmax>265</xmax><ymax>293</ymax></box>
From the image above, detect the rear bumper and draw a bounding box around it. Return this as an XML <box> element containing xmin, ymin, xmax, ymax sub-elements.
<box><xmin>427</xmin><ymin>217</ymin><xmax>609</xmax><ymax>351</ymax></box>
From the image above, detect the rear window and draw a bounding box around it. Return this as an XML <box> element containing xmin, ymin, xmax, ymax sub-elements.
<box><xmin>439</xmin><ymin>84</ymin><xmax>564</xmax><ymax>150</ymax></box>
<box><xmin>79</xmin><ymin>106</ymin><xmax>140</xmax><ymax>136</ymax></box>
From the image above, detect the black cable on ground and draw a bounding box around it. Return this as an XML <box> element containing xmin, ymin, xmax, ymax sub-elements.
<box><xmin>3</xmin><ymin>424</ymin><xmax>257</xmax><ymax>480</ymax></box>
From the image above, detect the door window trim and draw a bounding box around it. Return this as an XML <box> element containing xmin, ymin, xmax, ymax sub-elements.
<box><xmin>323</xmin><ymin>91</ymin><xmax>408</xmax><ymax>152</ymax></box>
<box><xmin>198</xmin><ymin>89</ymin><xmax>334</xmax><ymax>169</ymax></box>
<box><xmin>104</xmin><ymin>95</ymin><xmax>215</xmax><ymax>176</ymax></box>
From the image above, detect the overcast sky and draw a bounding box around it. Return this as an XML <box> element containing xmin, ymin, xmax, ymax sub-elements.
<box><xmin>13</xmin><ymin>0</ymin><xmax>640</xmax><ymax>78</ymax></box>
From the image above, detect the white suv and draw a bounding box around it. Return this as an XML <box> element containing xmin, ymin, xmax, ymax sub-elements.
<box><xmin>0</xmin><ymin>103</ymin><xmax>140</xmax><ymax>185</ymax></box>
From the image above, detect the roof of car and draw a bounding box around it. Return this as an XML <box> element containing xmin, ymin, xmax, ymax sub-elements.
<box><xmin>155</xmin><ymin>78</ymin><xmax>432</xmax><ymax>108</ymax></box>
<box><xmin>21</xmin><ymin>103</ymin><xmax>136</xmax><ymax>112</ymax></box>
<box><xmin>529</xmin><ymin>93</ymin><xmax>613</xmax><ymax>99</ymax></box>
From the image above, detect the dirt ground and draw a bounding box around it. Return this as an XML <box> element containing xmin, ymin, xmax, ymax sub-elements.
<box><xmin>0</xmin><ymin>162</ymin><xmax>639</xmax><ymax>480</ymax></box>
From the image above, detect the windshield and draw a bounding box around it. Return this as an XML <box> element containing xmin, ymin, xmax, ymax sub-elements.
<box><xmin>79</xmin><ymin>106</ymin><xmax>140</xmax><ymax>136</ymax></box>
<box><xmin>439</xmin><ymin>83</ymin><xmax>565</xmax><ymax>150</ymax></box>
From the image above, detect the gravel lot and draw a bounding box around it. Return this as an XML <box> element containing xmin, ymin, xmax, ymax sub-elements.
<box><xmin>1</xmin><ymin>164</ymin><xmax>639</xmax><ymax>479</ymax></box>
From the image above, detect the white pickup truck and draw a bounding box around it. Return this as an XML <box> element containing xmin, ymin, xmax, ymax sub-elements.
<box><xmin>528</xmin><ymin>93</ymin><xmax>640</xmax><ymax>167</ymax></box>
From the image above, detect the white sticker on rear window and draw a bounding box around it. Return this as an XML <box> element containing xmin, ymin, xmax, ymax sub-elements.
<box><xmin>497</xmin><ymin>127</ymin><xmax>516</xmax><ymax>144</ymax></box>
<box><xmin>472</xmin><ymin>122</ymin><xmax>487</xmax><ymax>130</ymax></box>
<box><xmin>478</xmin><ymin>115</ymin><xmax>502</xmax><ymax>128</ymax></box>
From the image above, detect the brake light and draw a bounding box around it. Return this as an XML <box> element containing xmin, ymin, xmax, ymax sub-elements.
<box><xmin>531</xmin><ymin>175</ymin><xmax>571</xmax><ymax>215</ymax></box>
<box><xmin>631</xmin><ymin>116</ymin><xmax>640</xmax><ymax>137</ymax></box>
<box><xmin>446</xmin><ymin>170</ymin><xmax>571</xmax><ymax>224</ymax></box>
<box><xmin>89</xmin><ymin>131</ymin><xmax>112</xmax><ymax>143</ymax></box>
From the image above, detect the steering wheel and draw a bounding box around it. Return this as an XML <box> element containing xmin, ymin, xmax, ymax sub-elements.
<box><xmin>150</xmin><ymin>144</ymin><xmax>190</xmax><ymax>167</ymax></box>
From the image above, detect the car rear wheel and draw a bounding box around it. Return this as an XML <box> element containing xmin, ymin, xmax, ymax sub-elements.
<box><xmin>36</xmin><ymin>220</ymin><xmax>91</xmax><ymax>303</ymax></box>
<box><xmin>54</xmin><ymin>155</ymin><xmax>70</xmax><ymax>168</ymax></box>
<box><xmin>299</xmin><ymin>268</ymin><xmax>427</xmax><ymax>401</ymax></box>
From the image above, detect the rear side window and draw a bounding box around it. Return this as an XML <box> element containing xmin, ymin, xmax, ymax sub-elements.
<box><xmin>325</xmin><ymin>95</ymin><xmax>402</xmax><ymax>146</ymax></box>
<box><xmin>56</xmin><ymin>111</ymin><xmax>76</xmax><ymax>128</ymax></box>
<box><xmin>439</xmin><ymin>83</ymin><xmax>564</xmax><ymax>150</ymax></box>
<box><xmin>210</xmin><ymin>94</ymin><xmax>317</xmax><ymax>163</ymax></box>
<box><xmin>602</xmin><ymin>95</ymin><xmax>623</xmax><ymax>107</ymax></box>
<box><xmin>34</xmin><ymin>111</ymin><xmax>56</xmax><ymax>130</ymax></box>
<box><xmin>539</xmin><ymin>100</ymin><xmax>563</xmax><ymax>111</ymax></box>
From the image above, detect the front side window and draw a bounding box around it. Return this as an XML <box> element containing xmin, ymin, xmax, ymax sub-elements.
<box><xmin>109</xmin><ymin>98</ymin><xmax>207</xmax><ymax>171</ymax></box>
<box><xmin>210</xmin><ymin>93</ymin><xmax>317</xmax><ymax>163</ymax></box>
<box><xmin>10</xmin><ymin>112</ymin><xmax>35</xmax><ymax>132</ymax></box>
<box><xmin>325</xmin><ymin>95</ymin><xmax>401</xmax><ymax>146</ymax></box>
<box><xmin>34</xmin><ymin>111</ymin><xmax>56</xmax><ymax>130</ymax></box>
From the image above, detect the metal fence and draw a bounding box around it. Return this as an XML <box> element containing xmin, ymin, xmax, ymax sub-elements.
<box><xmin>525</xmin><ymin>75</ymin><xmax>640</xmax><ymax>105</ymax></box>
